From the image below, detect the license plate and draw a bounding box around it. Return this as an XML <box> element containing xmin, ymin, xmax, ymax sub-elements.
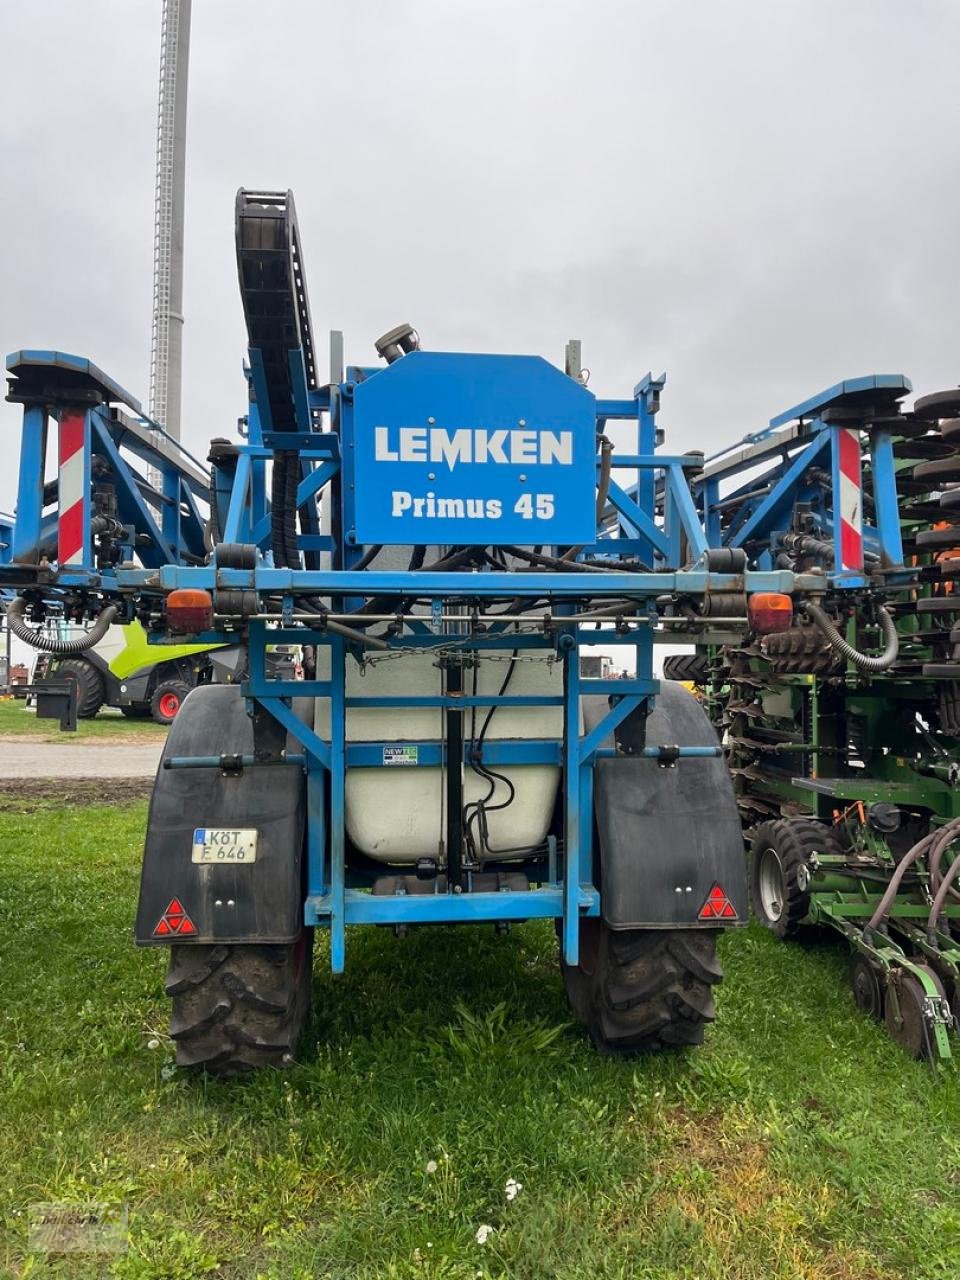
<box><xmin>191</xmin><ymin>827</ymin><xmax>259</xmax><ymax>864</ymax></box>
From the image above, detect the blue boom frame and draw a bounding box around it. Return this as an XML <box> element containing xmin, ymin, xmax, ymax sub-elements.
<box><xmin>3</xmin><ymin>346</ymin><xmax>800</xmax><ymax>973</ymax></box>
<box><xmin>691</xmin><ymin>375</ymin><xmax>909</xmax><ymax>584</ymax></box>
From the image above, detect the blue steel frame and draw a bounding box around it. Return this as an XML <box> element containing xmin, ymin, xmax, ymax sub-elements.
<box><xmin>3</xmin><ymin>352</ymin><xmax>211</xmax><ymax>595</ymax></box>
<box><xmin>4</xmin><ymin>346</ymin><xmax>799</xmax><ymax>973</ymax></box>
<box><xmin>693</xmin><ymin>375</ymin><xmax>909</xmax><ymax>583</ymax></box>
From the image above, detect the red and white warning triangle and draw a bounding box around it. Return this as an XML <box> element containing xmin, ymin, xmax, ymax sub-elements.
<box><xmin>698</xmin><ymin>882</ymin><xmax>737</xmax><ymax>920</ymax></box>
<box><xmin>153</xmin><ymin>897</ymin><xmax>197</xmax><ymax>937</ymax></box>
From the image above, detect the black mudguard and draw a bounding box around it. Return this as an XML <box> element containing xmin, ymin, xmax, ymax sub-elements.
<box><xmin>588</xmin><ymin>681</ymin><xmax>747</xmax><ymax>929</ymax></box>
<box><xmin>134</xmin><ymin>684</ymin><xmax>307</xmax><ymax>946</ymax></box>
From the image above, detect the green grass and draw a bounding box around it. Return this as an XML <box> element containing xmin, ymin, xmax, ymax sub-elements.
<box><xmin>1</xmin><ymin>801</ymin><xmax>959</xmax><ymax>1280</ymax></box>
<box><xmin>0</xmin><ymin>699</ymin><xmax>168</xmax><ymax>741</ymax></box>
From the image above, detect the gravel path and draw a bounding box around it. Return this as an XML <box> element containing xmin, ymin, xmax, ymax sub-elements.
<box><xmin>0</xmin><ymin>741</ymin><xmax>164</xmax><ymax>779</ymax></box>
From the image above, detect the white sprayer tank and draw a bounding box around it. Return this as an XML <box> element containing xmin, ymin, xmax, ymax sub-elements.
<box><xmin>314</xmin><ymin>650</ymin><xmax>562</xmax><ymax>863</ymax></box>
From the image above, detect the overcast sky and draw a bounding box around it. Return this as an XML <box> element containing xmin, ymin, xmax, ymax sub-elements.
<box><xmin>1</xmin><ymin>0</ymin><xmax>958</xmax><ymax>515</ymax></box>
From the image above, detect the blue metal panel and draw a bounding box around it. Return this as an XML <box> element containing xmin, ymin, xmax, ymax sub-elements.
<box><xmin>768</xmin><ymin>374</ymin><xmax>912</xmax><ymax>429</ymax></box>
<box><xmin>153</xmin><ymin>564</ymin><xmax>799</xmax><ymax>598</ymax></box>
<box><xmin>305</xmin><ymin>886</ymin><xmax>600</xmax><ymax>926</ymax></box>
<box><xmin>869</xmin><ymin>427</ymin><xmax>905</xmax><ymax>568</ymax></box>
<box><xmin>348</xmin><ymin>351</ymin><xmax>597</xmax><ymax>546</ymax></box>
<box><xmin>6</xmin><ymin>350</ymin><xmax>144</xmax><ymax>414</ymax></box>
<box><xmin>11</xmin><ymin>406</ymin><xmax>47</xmax><ymax>562</ymax></box>
<box><xmin>562</xmin><ymin>646</ymin><xmax>581</xmax><ymax>965</ymax></box>
<box><xmin>329</xmin><ymin>638</ymin><xmax>347</xmax><ymax>972</ymax></box>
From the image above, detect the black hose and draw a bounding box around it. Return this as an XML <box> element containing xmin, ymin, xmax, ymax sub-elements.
<box><xmin>560</xmin><ymin>435</ymin><xmax>614</xmax><ymax>563</ymax></box>
<box><xmin>5</xmin><ymin>597</ymin><xmax>119</xmax><ymax>653</ymax></box>
<box><xmin>801</xmin><ymin>601</ymin><xmax>899</xmax><ymax>672</ymax></box>
<box><xmin>502</xmin><ymin>544</ymin><xmax>626</xmax><ymax>575</ymax></box>
<box><xmin>352</xmin><ymin>543</ymin><xmax>383</xmax><ymax>571</ymax></box>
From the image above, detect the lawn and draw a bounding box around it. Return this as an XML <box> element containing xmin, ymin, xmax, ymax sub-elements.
<box><xmin>0</xmin><ymin>699</ymin><xmax>168</xmax><ymax>742</ymax></box>
<box><xmin>0</xmin><ymin>798</ymin><xmax>958</xmax><ymax>1280</ymax></box>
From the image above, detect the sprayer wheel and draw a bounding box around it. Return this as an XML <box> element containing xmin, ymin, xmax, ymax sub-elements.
<box><xmin>561</xmin><ymin>919</ymin><xmax>723</xmax><ymax>1054</ymax></box>
<box><xmin>849</xmin><ymin>954</ymin><xmax>884</xmax><ymax>1020</ymax></box>
<box><xmin>166</xmin><ymin>932</ymin><xmax>313</xmax><ymax>1075</ymax></box>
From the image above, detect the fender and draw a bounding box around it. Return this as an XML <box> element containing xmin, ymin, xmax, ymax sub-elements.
<box><xmin>134</xmin><ymin>683</ymin><xmax>307</xmax><ymax>945</ymax></box>
<box><xmin>589</xmin><ymin>681</ymin><xmax>747</xmax><ymax>929</ymax></box>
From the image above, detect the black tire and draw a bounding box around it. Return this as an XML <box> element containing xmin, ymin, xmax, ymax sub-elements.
<box><xmin>562</xmin><ymin>919</ymin><xmax>723</xmax><ymax>1053</ymax></box>
<box><xmin>120</xmin><ymin>704</ymin><xmax>152</xmax><ymax>719</ymax></box>
<box><xmin>761</xmin><ymin>625</ymin><xmax>843</xmax><ymax>675</ymax></box>
<box><xmin>750</xmin><ymin>819</ymin><xmax>838</xmax><ymax>938</ymax></box>
<box><xmin>150</xmin><ymin>680</ymin><xmax>191</xmax><ymax>725</ymax></box>
<box><xmin>50</xmin><ymin>657</ymin><xmax>105</xmax><ymax>718</ymax></box>
<box><xmin>663</xmin><ymin>652</ymin><xmax>709</xmax><ymax>684</ymax></box>
<box><xmin>166</xmin><ymin>933</ymin><xmax>313</xmax><ymax>1074</ymax></box>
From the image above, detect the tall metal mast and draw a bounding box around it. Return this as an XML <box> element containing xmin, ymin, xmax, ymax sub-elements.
<box><xmin>149</xmin><ymin>0</ymin><xmax>191</xmax><ymax>441</ymax></box>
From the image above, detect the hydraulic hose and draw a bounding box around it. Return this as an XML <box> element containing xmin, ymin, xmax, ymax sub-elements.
<box><xmin>928</xmin><ymin>849</ymin><xmax>960</xmax><ymax>934</ymax></box>
<box><xmin>560</xmin><ymin>435</ymin><xmax>614</xmax><ymax>563</ymax></box>
<box><xmin>801</xmin><ymin>601</ymin><xmax>899</xmax><ymax>672</ymax></box>
<box><xmin>4</xmin><ymin>597</ymin><xmax>119</xmax><ymax>653</ymax></box>
<box><xmin>866</xmin><ymin>832</ymin><xmax>937</xmax><ymax>932</ymax></box>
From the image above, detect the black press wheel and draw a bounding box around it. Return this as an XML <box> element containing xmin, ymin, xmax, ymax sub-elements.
<box><xmin>150</xmin><ymin>680</ymin><xmax>191</xmax><ymax>725</ymax></box>
<box><xmin>166</xmin><ymin>932</ymin><xmax>314</xmax><ymax>1074</ymax></box>
<box><xmin>749</xmin><ymin>819</ymin><xmax>839</xmax><ymax>939</ymax></box>
<box><xmin>50</xmin><ymin>657</ymin><xmax>105</xmax><ymax>719</ymax></box>
<box><xmin>849</xmin><ymin>953</ymin><xmax>884</xmax><ymax>1020</ymax></box>
<box><xmin>884</xmin><ymin>972</ymin><xmax>930</xmax><ymax>1059</ymax></box>
<box><xmin>561</xmin><ymin>918</ymin><xmax>724</xmax><ymax>1053</ymax></box>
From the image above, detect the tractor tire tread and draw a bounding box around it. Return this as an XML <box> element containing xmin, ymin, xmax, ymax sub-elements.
<box><xmin>750</xmin><ymin>818</ymin><xmax>840</xmax><ymax>939</ymax></box>
<box><xmin>566</xmin><ymin>927</ymin><xmax>723</xmax><ymax>1055</ymax></box>
<box><xmin>663</xmin><ymin>653</ymin><xmax>709</xmax><ymax>685</ymax></box>
<box><xmin>165</xmin><ymin>939</ymin><xmax>312</xmax><ymax>1075</ymax></box>
<box><xmin>51</xmin><ymin>657</ymin><xmax>105</xmax><ymax>719</ymax></box>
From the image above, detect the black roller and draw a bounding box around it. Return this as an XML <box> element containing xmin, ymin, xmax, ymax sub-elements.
<box><xmin>912</xmin><ymin>456</ymin><xmax>960</xmax><ymax>484</ymax></box>
<box><xmin>892</xmin><ymin>437</ymin><xmax>955</xmax><ymax>460</ymax></box>
<box><xmin>915</xmin><ymin>527</ymin><xmax>960</xmax><ymax>550</ymax></box>
<box><xmin>914</xmin><ymin>389</ymin><xmax>960</xmax><ymax>421</ymax></box>
<box><xmin>916</xmin><ymin>597</ymin><xmax>960</xmax><ymax>615</ymax></box>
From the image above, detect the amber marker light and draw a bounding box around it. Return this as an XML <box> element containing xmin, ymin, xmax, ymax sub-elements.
<box><xmin>166</xmin><ymin>588</ymin><xmax>214</xmax><ymax>634</ymax></box>
<box><xmin>747</xmin><ymin>592</ymin><xmax>793</xmax><ymax>634</ymax></box>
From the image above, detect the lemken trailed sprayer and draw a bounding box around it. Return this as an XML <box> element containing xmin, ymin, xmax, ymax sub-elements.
<box><xmin>3</xmin><ymin>190</ymin><xmax>829</xmax><ymax>1073</ymax></box>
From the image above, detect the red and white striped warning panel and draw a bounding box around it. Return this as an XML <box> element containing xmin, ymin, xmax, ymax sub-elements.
<box><xmin>837</xmin><ymin>427</ymin><xmax>864</xmax><ymax>572</ymax></box>
<box><xmin>57</xmin><ymin>409</ymin><xmax>87</xmax><ymax>566</ymax></box>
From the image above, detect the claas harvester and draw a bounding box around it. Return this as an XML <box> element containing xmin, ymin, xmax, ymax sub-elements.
<box><xmin>1</xmin><ymin>190</ymin><xmax>815</xmax><ymax>1073</ymax></box>
<box><xmin>676</xmin><ymin>378</ymin><xmax>960</xmax><ymax>1065</ymax></box>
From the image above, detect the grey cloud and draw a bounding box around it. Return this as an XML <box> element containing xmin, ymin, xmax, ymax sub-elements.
<box><xmin>1</xmin><ymin>0</ymin><xmax>958</xmax><ymax>509</ymax></box>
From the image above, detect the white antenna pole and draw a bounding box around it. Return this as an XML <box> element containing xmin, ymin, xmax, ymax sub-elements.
<box><xmin>149</xmin><ymin>0</ymin><xmax>191</xmax><ymax>446</ymax></box>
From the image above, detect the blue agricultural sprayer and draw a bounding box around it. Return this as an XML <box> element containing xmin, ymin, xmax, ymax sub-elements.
<box><xmin>2</xmin><ymin>190</ymin><xmax>817</xmax><ymax>1072</ymax></box>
